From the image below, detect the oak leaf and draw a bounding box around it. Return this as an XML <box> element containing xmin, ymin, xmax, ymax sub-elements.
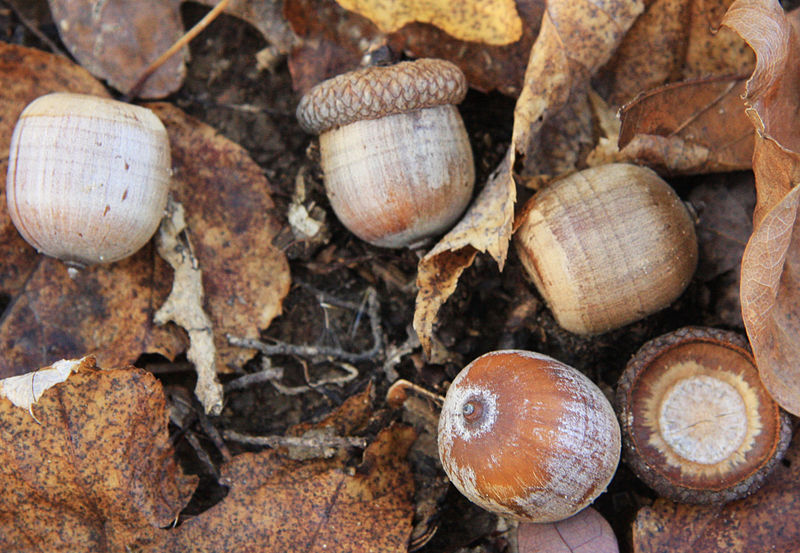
<box><xmin>0</xmin><ymin>357</ymin><xmax>197</xmax><ymax>552</ymax></box>
<box><xmin>618</xmin><ymin>75</ymin><xmax>754</xmax><ymax>175</ymax></box>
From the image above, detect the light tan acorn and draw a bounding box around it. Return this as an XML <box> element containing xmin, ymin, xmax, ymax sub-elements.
<box><xmin>6</xmin><ymin>92</ymin><xmax>171</xmax><ymax>266</ymax></box>
<box><xmin>515</xmin><ymin>163</ymin><xmax>698</xmax><ymax>335</ymax></box>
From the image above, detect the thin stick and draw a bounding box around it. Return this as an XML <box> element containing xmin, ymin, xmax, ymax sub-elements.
<box><xmin>125</xmin><ymin>0</ymin><xmax>231</xmax><ymax>98</ymax></box>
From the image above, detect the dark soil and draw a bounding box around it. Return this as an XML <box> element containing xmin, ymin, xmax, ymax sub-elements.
<box><xmin>1</xmin><ymin>3</ymin><xmax>750</xmax><ymax>552</ymax></box>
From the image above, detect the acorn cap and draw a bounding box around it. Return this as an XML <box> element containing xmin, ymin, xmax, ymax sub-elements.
<box><xmin>296</xmin><ymin>58</ymin><xmax>468</xmax><ymax>134</ymax></box>
<box><xmin>616</xmin><ymin>326</ymin><xmax>792</xmax><ymax>504</ymax></box>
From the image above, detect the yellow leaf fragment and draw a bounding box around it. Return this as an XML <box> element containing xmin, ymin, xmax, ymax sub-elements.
<box><xmin>335</xmin><ymin>0</ymin><xmax>523</xmax><ymax>45</ymax></box>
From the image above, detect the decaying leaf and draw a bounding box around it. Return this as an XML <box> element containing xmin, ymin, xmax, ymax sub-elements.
<box><xmin>154</xmin><ymin>200</ymin><xmax>223</xmax><ymax>416</ymax></box>
<box><xmin>334</xmin><ymin>0</ymin><xmax>523</xmax><ymax>45</ymax></box>
<box><xmin>0</xmin><ymin>357</ymin><xmax>197</xmax><ymax>552</ymax></box>
<box><xmin>414</xmin><ymin>0</ymin><xmax>643</xmax><ymax>355</ymax></box>
<box><xmin>633</xmin><ymin>432</ymin><xmax>800</xmax><ymax>552</ymax></box>
<box><xmin>722</xmin><ymin>0</ymin><xmax>800</xmax><ymax>415</ymax></box>
<box><xmin>47</xmin><ymin>0</ymin><xmax>186</xmax><ymax>98</ymax></box>
<box><xmin>154</xmin><ymin>424</ymin><xmax>416</xmax><ymax>552</ymax></box>
<box><xmin>601</xmin><ymin>0</ymin><xmax>755</xmax><ymax>106</ymax></box>
<box><xmin>0</xmin><ymin>45</ymin><xmax>290</xmax><ymax>379</ymax></box>
<box><xmin>618</xmin><ymin>76</ymin><xmax>753</xmax><ymax>175</ymax></box>
<box><xmin>147</xmin><ymin>102</ymin><xmax>291</xmax><ymax>371</ymax></box>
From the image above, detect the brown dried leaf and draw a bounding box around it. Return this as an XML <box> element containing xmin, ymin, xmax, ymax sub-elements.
<box><xmin>154</xmin><ymin>424</ymin><xmax>416</xmax><ymax>552</ymax></box>
<box><xmin>601</xmin><ymin>0</ymin><xmax>755</xmax><ymax>106</ymax></box>
<box><xmin>285</xmin><ymin>0</ymin><xmax>544</xmax><ymax>96</ymax></box>
<box><xmin>0</xmin><ymin>252</ymin><xmax>182</xmax><ymax>379</ymax></box>
<box><xmin>722</xmin><ymin>0</ymin><xmax>800</xmax><ymax>415</ymax></box>
<box><xmin>618</xmin><ymin>76</ymin><xmax>754</xmax><ymax>175</ymax></box>
<box><xmin>148</xmin><ymin>102</ymin><xmax>291</xmax><ymax>371</ymax></box>
<box><xmin>0</xmin><ymin>357</ymin><xmax>197</xmax><ymax>552</ymax></box>
<box><xmin>196</xmin><ymin>0</ymin><xmax>299</xmax><ymax>54</ymax></box>
<box><xmin>413</xmin><ymin>153</ymin><xmax>513</xmax><ymax>357</ymax></box>
<box><xmin>518</xmin><ymin>507</ymin><xmax>619</xmax><ymax>553</ymax></box>
<box><xmin>334</xmin><ymin>0</ymin><xmax>522</xmax><ymax>45</ymax></box>
<box><xmin>413</xmin><ymin>0</ymin><xmax>642</xmax><ymax>355</ymax></box>
<box><xmin>47</xmin><ymin>0</ymin><xmax>186</xmax><ymax>98</ymax></box>
<box><xmin>633</xmin><ymin>432</ymin><xmax>800</xmax><ymax>552</ymax></box>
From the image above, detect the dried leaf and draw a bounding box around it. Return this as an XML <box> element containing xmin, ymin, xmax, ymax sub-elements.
<box><xmin>513</xmin><ymin>0</ymin><xmax>644</xmax><ymax>181</ymax></box>
<box><xmin>334</xmin><ymin>0</ymin><xmax>522</xmax><ymax>45</ymax></box>
<box><xmin>633</xmin><ymin>432</ymin><xmax>800</xmax><ymax>552</ymax></box>
<box><xmin>413</xmin><ymin>153</ymin><xmax>513</xmax><ymax>357</ymax></box>
<box><xmin>722</xmin><ymin>0</ymin><xmax>800</xmax><ymax>415</ymax></box>
<box><xmin>0</xmin><ymin>357</ymin><xmax>197</xmax><ymax>552</ymax></box>
<box><xmin>413</xmin><ymin>0</ymin><xmax>642</xmax><ymax>355</ymax></box>
<box><xmin>47</xmin><ymin>0</ymin><xmax>186</xmax><ymax>98</ymax></box>
<box><xmin>618</xmin><ymin>76</ymin><xmax>754</xmax><ymax>175</ymax></box>
<box><xmin>196</xmin><ymin>0</ymin><xmax>298</xmax><ymax>54</ymax></box>
<box><xmin>154</xmin><ymin>424</ymin><xmax>416</xmax><ymax>552</ymax></box>
<box><xmin>154</xmin><ymin>200</ymin><xmax>223</xmax><ymax>416</ymax></box>
<box><xmin>601</xmin><ymin>0</ymin><xmax>755</xmax><ymax>106</ymax></box>
<box><xmin>147</xmin><ymin>103</ymin><xmax>291</xmax><ymax>371</ymax></box>
<box><xmin>518</xmin><ymin>507</ymin><xmax>619</xmax><ymax>553</ymax></box>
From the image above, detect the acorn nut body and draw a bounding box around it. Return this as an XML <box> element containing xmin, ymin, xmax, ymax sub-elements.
<box><xmin>437</xmin><ymin>350</ymin><xmax>621</xmax><ymax>523</ymax></box>
<box><xmin>6</xmin><ymin>92</ymin><xmax>171</xmax><ymax>266</ymax></box>
<box><xmin>514</xmin><ymin>163</ymin><xmax>698</xmax><ymax>335</ymax></box>
<box><xmin>296</xmin><ymin>59</ymin><xmax>475</xmax><ymax>248</ymax></box>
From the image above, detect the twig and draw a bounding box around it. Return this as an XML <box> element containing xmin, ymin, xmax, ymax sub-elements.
<box><xmin>223</xmin><ymin>429</ymin><xmax>367</xmax><ymax>450</ymax></box>
<box><xmin>227</xmin><ymin>287</ymin><xmax>383</xmax><ymax>363</ymax></box>
<box><xmin>124</xmin><ymin>0</ymin><xmax>231</xmax><ymax>98</ymax></box>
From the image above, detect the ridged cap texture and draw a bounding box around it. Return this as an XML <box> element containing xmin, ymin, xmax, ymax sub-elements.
<box><xmin>296</xmin><ymin>58</ymin><xmax>467</xmax><ymax>134</ymax></box>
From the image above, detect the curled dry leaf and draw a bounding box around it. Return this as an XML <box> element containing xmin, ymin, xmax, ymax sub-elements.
<box><xmin>333</xmin><ymin>0</ymin><xmax>523</xmax><ymax>45</ymax></box>
<box><xmin>600</xmin><ymin>0</ymin><xmax>755</xmax><ymax>106</ymax></box>
<box><xmin>155</xmin><ymin>424</ymin><xmax>416</xmax><ymax>553</ymax></box>
<box><xmin>414</xmin><ymin>0</ymin><xmax>643</xmax><ymax>355</ymax></box>
<box><xmin>0</xmin><ymin>357</ymin><xmax>197</xmax><ymax>552</ymax></box>
<box><xmin>48</xmin><ymin>0</ymin><xmax>186</xmax><ymax>98</ymax></box>
<box><xmin>633</xmin><ymin>432</ymin><xmax>800</xmax><ymax>552</ymax></box>
<box><xmin>518</xmin><ymin>507</ymin><xmax>619</xmax><ymax>553</ymax></box>
<box><xmin>618</xmin><ymin>75</ymin><xmax>754</xmax><ymax>175</ymax></box>
<box><xmin>722</xmin><ymin>0</ymin><xmax>800</xmax><ymax>415</ymax></box>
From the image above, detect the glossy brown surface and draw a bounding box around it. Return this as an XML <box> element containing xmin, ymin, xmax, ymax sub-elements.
<box><xmin>438</xmin><ymin>350</ymin><xmax>620</xmax><ymax>522</ymax></box>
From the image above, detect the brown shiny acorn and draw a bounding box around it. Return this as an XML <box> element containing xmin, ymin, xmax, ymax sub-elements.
<box><xmin>616</xmin><ymin>326</ymin><xmax>792</xmax><ymax>503</ymax></box>
<box><xmin>438</xmin><ymin>350</ymin><xmax>621</xmax><ymax>523</ymax></box>
<box><xmin>514</xmin><ymin>163</ymin><xmax>698</xmax><ymax>335</ymax></box>
<box><xmin>296</xmin><ymin>59</ymin><xmax>475</xmax><ymax>248</ymax></box>
<box><xmin>6</xmin><ymin>92</ymin><xmax>171</xmax><ymax>266</ymax></box>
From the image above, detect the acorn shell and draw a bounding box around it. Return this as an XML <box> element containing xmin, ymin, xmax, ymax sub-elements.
<box><xmin>438</xmin><ymin>350</ymin><xmax>621</xmax><ymax>523</ymax></box>
<box><xmin>6</xmin><ymin>92</ymin><xmax>171</xmax><ymax>265</ymax></box>
<box><xmin>616</xmin><ymin>326</ymin><xmax>792</xmax><ymax>503</ymax></box>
